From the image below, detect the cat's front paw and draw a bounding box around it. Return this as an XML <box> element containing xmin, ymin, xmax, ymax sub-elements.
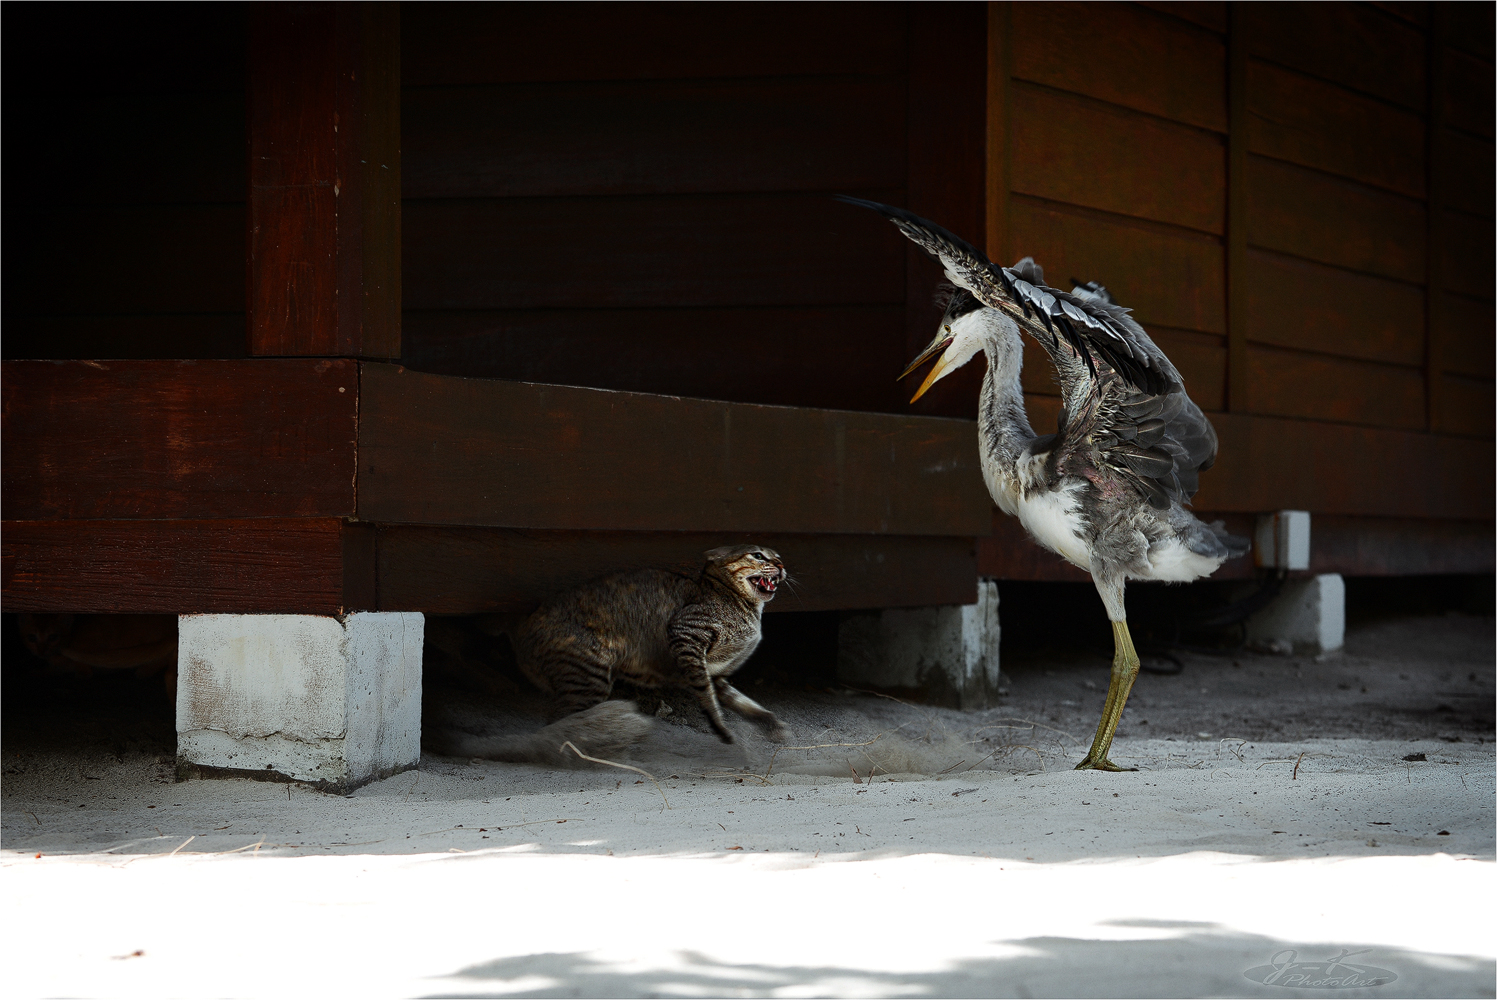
<box><xmin>766</xmin><ymin>723</ymin><xmax>790</xmax><ymax>744</ymax></box>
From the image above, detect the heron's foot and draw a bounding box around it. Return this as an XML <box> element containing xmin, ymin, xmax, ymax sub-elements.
<box><xmin>1074</xmin><ymin>754</ymin><xmax>1137</xmax><ymax>772</ymax></box>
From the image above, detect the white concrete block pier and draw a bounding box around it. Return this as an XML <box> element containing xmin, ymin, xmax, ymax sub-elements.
<box><xmin>176</xmin><ymin>613</ymin><xmax>424</xmax><ymax>792</ymax></box>
<box><xmin>837</xmin><ymin>580</ymin><xmax>1000</xmax><ymax>709</ymax></box>
<box><xmin>1246</xmin><ymin>573</ymin><xmax>1346</xmax><ymax>655</ymax></box>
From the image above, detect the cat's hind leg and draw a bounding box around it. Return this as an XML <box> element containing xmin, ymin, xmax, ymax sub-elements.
<box><xmin>529</xmin><ymin>647</ymin><xmax>615</xmax><ymax>722</ymax></box>
<box><xmin>714</xmin><ymin>680</ymin><xmax>788</xmax><ymax>742</ymax></box>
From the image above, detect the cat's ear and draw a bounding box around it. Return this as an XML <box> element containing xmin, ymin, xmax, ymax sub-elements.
<box><xmin>702</xmin><ymin>545</ymin><xmax>740</xmax><ymax>563</ymax></box>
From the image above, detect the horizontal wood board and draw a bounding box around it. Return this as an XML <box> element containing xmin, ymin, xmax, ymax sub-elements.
<box><xmin>1135</xmin><ymin>2</ymin><xmax>1226</xmax><ymax>34</ymax></box>
<box><xmin>1434</xmin><ymin>210</ymin><xmax>1496</xmax><ymax>298</ymax></box>
<box><xmin>356</xmin><ymin>363</ymin><xmax>992</xmax><ymax>536</ymax></box>
<box><xmin>1246</xmin><ymin>155</ymin><xmax>1426</xmax><ymax>282</ymax></box>
<box><xmin>1194</xmin><ymin>412</ymin><xmax>1492</xmax><ymax>520</ymax></box>
<box><xmin>404</xmin><ymin>77</ymin><xmax>906</xmax><ymax>199</ymax></box>
<box><xmin>403</xmin><ymin>193</ymin><xmax>906</xmax><ymax>311</ymax></box>
<box><xmin>1441</xmin><ymin>129</ymin><xmax>1497</xmax><ymax>216</ymax></box>
<box><xmin>2</xmin><ymin>360</ymin><xmax>357</xmax><ymax>520</ymax></box>
<box><xmin>401</xmin><ymin>307</ymin><xmax>912</xmax><ymax>413</ymax></box>
<box><xmin>979</xmin><ymin>509</ymin><xmax>1495</xmax><ymax>580</ymax></box>
<box><xmin>1443</xmin><ymin>48</ymin><xmax>1496</xmax><ymax>137</ymax></box>
<box><xmin>1240</xmin><ymin>2</ymin><xmax>1426</xmax><ymax>111</ymax></box>
<box><xmin>1246</xmin><ymin>58</ymin><xmax>1424</xmax><ymax>198</ymax></box>
<box><xmin>2</xmin><ymin>519</ymin><xmax>349</xmax><ymax>615</ymax></box>
<box><xmin>1007</xmin><ymin>197</ymin><xmax>1225</xmax><ymax>334</ymax></box>
<box><xmin>1432</xmin><ymin>375</ymin><xmax>1496</xmax><ymax>440</ymax></box>
<box><xmin>376</xmin><ymin>527</ymin><xmax>979</xmax><ymax>614</ymax></box>
<box><xmin>1009</xmin><ymin>83</ymin><xmax>1225</xmax><ymax>234</ymax></box>
<box><xmin>1244</xmin><ymin>249</ymin><xmax>1425</xmax><ymax>366</ymax></box>
<box><xmin>1436</xmin><ymin>293</ymin><xmax>1497</xmax><ymax>379</ymax></box>
<box><xmin>1010</xmin><ymin>3</ymin><xmax>1226</xmax><ymax>131</ymax></box>
<box><xmin>1304</xmin><ymin>515</ymin><xmax>1495</xmax><ymax>576</ymax></box>
<box><xmin>1245</xmin><ymin>345</ymin><xmax>1425</xmax><ymax>431</ymax></box>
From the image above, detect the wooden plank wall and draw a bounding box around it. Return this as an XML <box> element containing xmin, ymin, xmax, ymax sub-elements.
<box><xmin>399</xmin><ymin>2</ymin><xmax>986</xmax><ymax>415</ymax></box>
<box><xmin>977</xmin><ymin>1</ymin><xmax>1494</xmax><ymax>580</ymax></box>
<box><xmin>1</xmin><ymin>6</ymin><xmax>248</xmax><ymax>361</ymax></box>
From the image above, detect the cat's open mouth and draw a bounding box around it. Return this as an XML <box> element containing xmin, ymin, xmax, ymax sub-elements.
<box><xmin>748</xmin><ymin>573</ymin><xmax>779</xmax><ymax>596</ymax></box>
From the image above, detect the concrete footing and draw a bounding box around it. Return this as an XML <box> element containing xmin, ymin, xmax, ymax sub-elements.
<box><xmin>1245</xmin><ymin>573</ymin><xmax>1346</xmax><ymax>655</ymax></box>
<box><xmin>176</xmin><ymin>613</ymin><xmax>424</xmax><ymax>792</ymax></box>
<box><xmin>836</xmin><ymin>581</ymin><xmax>1000</xmax><ymax>709</ymax></box>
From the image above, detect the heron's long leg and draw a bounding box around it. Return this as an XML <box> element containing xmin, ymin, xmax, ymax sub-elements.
<box><xmin>1075</xmin><ymin>619</ymin><xmax>1141</xmax><ymax>772</ymax></box>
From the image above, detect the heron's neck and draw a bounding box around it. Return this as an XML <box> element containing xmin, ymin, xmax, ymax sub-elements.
<box><xmin>977</xmin><ymin>320</ymin><xmax>1036</xmax><ymax>467</ymax></box>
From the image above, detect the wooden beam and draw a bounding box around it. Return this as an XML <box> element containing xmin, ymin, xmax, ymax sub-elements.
<box><xmin>1</xmin><ymin>360</ymin><xmax>357</xmax><ymax>521</ymax></box>
<box><xmin>1191</xmin><ymin>411</ymin><xmax>1491</xmax><ymax>520</ymax></box>
<box><xmin>980</xmin><ymin>507</ymin><xmax>1494</xmax><ymax>581</ymax></box>
<box><xmin>248</xmin><ymin>1</ymin><xmax>400</xmax><ymax>358</ymax></box>
<box><xmin>356</xmin><ymin>363</ymin><xmax>993</xmax><ymax>536</ymax></box>
<box><xmin>375</xmin><ymin>526</ymin><xmax>978</xmax><ymax>614</ymax></box>
<box><xmin>1308</xmin><ymin>514</ymin><xmax>1493</xmax><ymax>576</ymax></box>
<box><xmin>1</xmin><ymin>519</ymin><xmax>360</xmax><ymax>615</ymax></box>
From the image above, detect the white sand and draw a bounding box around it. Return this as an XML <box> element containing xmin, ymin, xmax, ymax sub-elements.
<box><xmin>3</xmin><ymin>615</ymin><xmax>1493</xmax><ymax>997</ymax></box>
<box><xmin>3</xmin><ymin>735</ymin><xmax>1492</xmax><ymax>998</ymax></box>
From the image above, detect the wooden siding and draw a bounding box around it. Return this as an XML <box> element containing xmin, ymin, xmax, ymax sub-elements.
<box><xmin>993</xmin><ymin>2</ymin><xmax>1230</xmax><ymax>434</ymax></box>
<box><xmin>400</xmin><ymin>2</ymin><xmax>988</xmax><ymax>421</ymax></box>
<box><xmin>2</xmin><ymin>361</ymin><xmax>359</xmax><ymax>521</ymax></box>
<box><xmin>979</xmin><ymin>0</ymin><xmax>1493</xmax><ymax>579</ymax></box>
<box><xmin>1</xmin><ymin>2</ymin><xmax>1488</xmax><ymax>600</ymax></box>
<box><xmin>2</xmin><ymin>518</ymin><xmax>352</xmax><ymax>615</ymax></box>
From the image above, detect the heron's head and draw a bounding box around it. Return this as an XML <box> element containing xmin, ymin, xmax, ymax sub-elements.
<box><xmin>901</xmin><ymin>288</ymin><xmax>989</xmax><ymax>402</ymax></box>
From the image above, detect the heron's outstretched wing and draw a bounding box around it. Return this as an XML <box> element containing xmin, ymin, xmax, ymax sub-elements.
<box><xmin>1069</xmin><ymin>387</ymin><xmax>1218</xmax><ymax>510</ymax></box>
<box><xmin>838</xmin><ymin>196</ymin><xmax>1179</xmax><ymax>396</ymax></box>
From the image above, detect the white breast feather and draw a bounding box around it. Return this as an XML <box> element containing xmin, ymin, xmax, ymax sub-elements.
<box><xmin>1014</xmin><ymin>482</ymin><xmax>1091</xmax><ymax>571</ymax></box>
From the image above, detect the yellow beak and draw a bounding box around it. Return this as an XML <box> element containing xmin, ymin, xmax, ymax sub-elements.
<box><xmin>899</xmin><ymin>337</ymin><xmax>952</xmax><ymax>403</ymax></box>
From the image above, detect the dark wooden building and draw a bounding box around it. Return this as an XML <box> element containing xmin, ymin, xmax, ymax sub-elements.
<box><xmin>5</xmin><ymin>2</ymin><xmax>1492</xmax><ymax>624</ymax></box>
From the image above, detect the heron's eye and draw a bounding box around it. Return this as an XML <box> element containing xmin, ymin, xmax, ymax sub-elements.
<box><xmin>944</xmin><ymin>325</ymin><xmax>951</xmax><ymax>332</ymax></box>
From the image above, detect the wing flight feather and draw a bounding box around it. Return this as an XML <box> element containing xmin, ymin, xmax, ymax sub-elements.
<box><xmin>837</xmin><ymin>196</ymin><xmax>1180</xmax><ymax>396</ymax></box>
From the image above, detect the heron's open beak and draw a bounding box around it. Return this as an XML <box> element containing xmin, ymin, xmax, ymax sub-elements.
<box><xmin>899</xmin><ymin>336</ymin><xmax>953</xmax><ymax>403</ymax></box>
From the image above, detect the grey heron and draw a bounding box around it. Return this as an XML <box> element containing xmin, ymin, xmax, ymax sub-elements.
<box><xmin>844</xmin><ymin>197</ymin><xmax>1247</xmax><ymax>771</ymax></box>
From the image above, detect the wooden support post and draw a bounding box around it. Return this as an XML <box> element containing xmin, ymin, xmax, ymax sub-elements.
<box><xmin>248</xmin><ymin>2</ymin><xmax>401</xmax><ymax>358</ymax></box>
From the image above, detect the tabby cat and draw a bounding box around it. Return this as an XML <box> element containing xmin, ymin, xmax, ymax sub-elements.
<box><xmin>446</xmin><ymin>545</ymin><xmax>789</xmax><ymax>762</ymax></box>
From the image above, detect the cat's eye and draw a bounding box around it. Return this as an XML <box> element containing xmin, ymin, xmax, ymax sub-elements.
<box><xmin>750</xmin><ymin>551</ymin><xmax>765</xmax><ymax>560</ymax></box>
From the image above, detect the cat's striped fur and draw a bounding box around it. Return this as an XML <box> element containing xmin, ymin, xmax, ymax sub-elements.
<box><xmin>443</xmin><ymin>545</ymin><xmax>789</xmax><ymax>762</ymax></box>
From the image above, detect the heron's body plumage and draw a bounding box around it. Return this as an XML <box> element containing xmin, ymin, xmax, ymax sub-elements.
<box><xmin>843</xmin><ymin>195</ymin><xmax>1248</xmax><ymax>770</ymax></box>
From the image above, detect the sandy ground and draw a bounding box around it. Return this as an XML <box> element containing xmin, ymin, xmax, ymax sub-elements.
<box><xmin>1</xmin><ymin>614</ymin><xmax>1493</xmax><ymax>998</ymax></box>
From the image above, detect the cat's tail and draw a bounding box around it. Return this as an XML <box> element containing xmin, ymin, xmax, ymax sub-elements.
<box><xmin>431</xmin><ymin>701</ymin><xmax>655</xmax><ymax>767</ymax></box>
